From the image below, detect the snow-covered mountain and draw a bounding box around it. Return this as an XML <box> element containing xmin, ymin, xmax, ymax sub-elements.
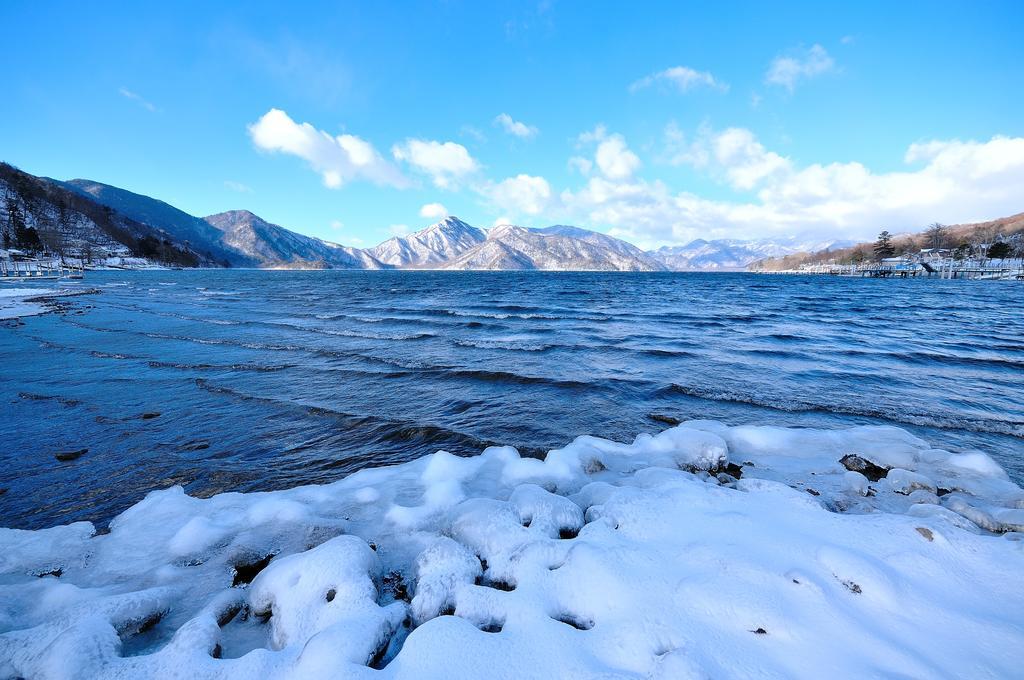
<box><xmin>2</xmin><ymin>160</ymin><xmax>863</xmax><ymax>271</ymax></box>
<box><xmin>63</xmin><ymin>179</ymin><xmax>246</xmax><ymax>266</ymax></box>
<box><xmin>443</xmin><ymin>224</ymin><xmax>663</xmax><ymax>271</ymax></box>
<box><xmin>1</xmin><ymin>162</ymin><xmax>211</xmax><ymax>267</ymax></box>
<box><xmin>204</xmin><ymin>211</ymin><xmax>386</xmax><ymax>269</ymax></box>
<box><xmin>368</xmin><ymin>217</ymin><xmax>486</xmax><ymax>267</ymax></box>
<box><xmin>649</xmin><ymin>237</ymin><xmax>856</xmax><ymax>270</ymax></box>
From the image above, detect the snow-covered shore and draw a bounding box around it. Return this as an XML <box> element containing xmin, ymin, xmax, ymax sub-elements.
<box><xmin>0</xmin><ymin>287</ymin><xmax>60</xmax><ymax>320</ymax></box>
<box><xmin>0</xmin><ymin>287</ymin><xmax>97</xmax><ymax>320</ymax></box>
<box><xmin>2</xmin><ymin>423</ymin><xmax>1022</xmax><ymax>678</ymax></box>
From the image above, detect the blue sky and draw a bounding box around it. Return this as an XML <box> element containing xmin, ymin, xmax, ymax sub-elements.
<box><xmin>2</xmin><ymin>1</ymin><xmax>1023</xmax><ymax>248</ymax></box>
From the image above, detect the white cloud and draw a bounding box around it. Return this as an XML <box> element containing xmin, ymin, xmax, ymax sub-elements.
<box><xmin>494</xmin><ymin>113</ymin><xmax>538</xmax><ymax>139</ymax></box>
<box><xmin>248</xmin><ymin>109</ymin><xmax>407</xmax><ymax>189</ymax></box>
<box><xmin>483</xmin><ymin>174</ymin><xmax>553</xmax><ymax>216</ymax></box>
<box><xmin>119</xmin><ymin>87</ymin><xmax>157</xmax><ymax>112</ymax></box>
<box><xmin>568</xmin><ymin>156</ymin><xmax>593</xmax><ymax>175</ymax></box>
<box><xmin>330</xmin><ymin>220</ymin><xmax>344</xmax><ymax>230</ymax></box>
<box><xmin>765</xmin><ymin>44</ymin><xmax>835</xmax><ymax>92</ymax></box>
<box><xmin>671</xmin><ymin>126</ymin><xmax>791</xmax><ymax>190</ymax></box>
<box><xmin>492</xmin><ymin>215</ymin><xmax>513</xmax><ymax>228</ymax></box>
<box><xmin>419</xmin><ymin>202</ymin><xmax>449</xmax><ymax>219</ymax></box>
<box><xmin>559</xmin><ymin>130</ymin><xmax>1024</xmax><ymax>248</ymax></box>
<box><xmin>629</xmin><ymin>66</ymin><xmax>727</xmax><ymax>93</ymax></box>
<box><xmin>576</xmin><ymin>124</ymin><xmax>608</xmax><ymax>146</ymax></box>
<box><xmin>223</xmin><ymin>180</ymin><xmax>253</xmax><ymax>193</ymax></box>
<box><xmin>392</xmin><ymin>139</ymin><xmax>479</xmax><ymax>188</ymax></box>
<box><xmin>573</xmin><ymin>126</ymin><xmax>641</xmax><ymax>180</ymax></box>
<box><xmin>388</xmin><ymin>224</ymin><xmax>411</xmax><ymax>236</ymax></box>
<box><xmin>595</xmin><ymin>135</ymin><xmax>641</xmax><ymax>180</ymax></box>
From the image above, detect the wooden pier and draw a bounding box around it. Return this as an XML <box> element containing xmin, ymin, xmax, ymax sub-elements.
<box><xmin>759</xmin><ymin>258</ymin><xmax>1024</xmax><ymax>280</ymax></box>
<box><xmin>0</xmin><ymin>256</ymin><xmax>83</xmax><ymax>280</ymax></box>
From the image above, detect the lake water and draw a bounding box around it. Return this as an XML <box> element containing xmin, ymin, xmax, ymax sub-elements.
<box><xmin>2</xmin><ymin>270</ymin><xmax>1022</xmax><ymax>529</ymax></box>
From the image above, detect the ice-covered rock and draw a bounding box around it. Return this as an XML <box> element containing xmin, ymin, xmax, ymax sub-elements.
<box><xmin>1</xmin><ymin>422</ymin><xmax>1023</xmax><ymax>679</ymax></box>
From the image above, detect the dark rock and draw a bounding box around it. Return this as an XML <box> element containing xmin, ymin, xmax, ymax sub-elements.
<box><xmin>55</xmin><ymin>448</ymin><xmax>88</xmax><ymax>462</ymax></box>
<box><xmin>805</xmin><ymin>488</ymin><xmax>821</xmax><ymax>497</ymax></box>
<box><xmin>34</xmin><ymin>567</ymin><xmax>63</xmax><ymax>578</ymax></box>
<box><xmin>380</xmin><ymin>570</ymin><xmax>410</xmax><ymax>603</ymax></box>
<box><xmin>839</xmin><ymin>454</ymin><xmax>888</xmax><ymax>482</ymax></box>
<box><xmin>648</xmin><ymin>413</ymin><xmax>681</xmax><ymax>426</ymax></box>
<box><xmin>140</xmin><ymin>412</ymin><xmax>162</xmax><ymax>420</ymax></box>
<box><xmin>232</xmin><ymin>552</ymin><xmax>277</xmax><ymax>586</ymax></box>
<box><xmin>752</xmin><ymin>627</ymin><xmax>768</xmax><ymax>635</ymax></box>
<box><xmin>723</xmin><ymin>462</ymin><xmax>744</xmax><ymax>478</ymax></box>
<box><xmin>841</xmin><ymin>580</ymin><xmax>862</xmax><ymax>594</ymax></box>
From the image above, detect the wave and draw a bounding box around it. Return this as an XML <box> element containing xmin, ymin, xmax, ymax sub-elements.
<box><xmin>659</xmin><ymin>383</ymin><xmax>1024</xmax><ymax>437</ymax></box>
<box><xmin>453</xmin><ymin>339</ymin><xmax>555</xmax><ymax>352</ymax></box>
<box><xmin>147</xmin><ymin>360</ymin><xmax>295</xmax><ymax>372</ymax></box>
<box><xmin>193</xmin><ymin>378</ymin><xmax>506</xmax><ymax>457</ymax></box>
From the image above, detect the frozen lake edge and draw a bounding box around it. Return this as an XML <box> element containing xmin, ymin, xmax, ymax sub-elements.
<box><xmin>2</xmin><ymin>421</ymin><xmax>1023</xmax><ymax>678</ymax></box>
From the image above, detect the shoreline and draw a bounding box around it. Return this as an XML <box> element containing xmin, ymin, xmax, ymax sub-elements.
<box><xmin>2</xmin><ymin>422</ymin><xmax>1022</xmax><ymax>677</ymax></box>
<box><xmin>0</xmin><ymin>287</ymin><xmax>99</xmax><ymax>320</ymax></box>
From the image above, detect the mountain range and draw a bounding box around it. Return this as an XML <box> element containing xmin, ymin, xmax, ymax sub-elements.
<box><xmin>1</xmin><ymin>161</ymin><xmax>848</xmax><ymax>271</ymax></box>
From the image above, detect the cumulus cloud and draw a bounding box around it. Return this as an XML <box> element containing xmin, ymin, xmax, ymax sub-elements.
<box><xmin>560</xmin><ymin>130</ymin><xmax>1024</xmax><ymax>248</ymax></box>
<box><xmin>765</xmin><ymin>44</ymin><xmax>835</xmax><ymax>91</ymax></box>
<box><xmin>629</xmin><ymin>66</ymin><xmax>727</xmax><ymax>93</ymax></box>
<box><xmin>248</xmin><ymin>109</ymin><xmax>407</xmax><ymax>189</ymax></box>
<box><xmin>419</xmin><ymin>202</ymin><xmax>449</xmax><ymax>219</ymax></box>
<box><xmin>392</xmin><ymin>139</ymin><xmax>479</xmax><ymax>188</ymax></box>
<box><xmin>494</xmin><ymin>113</ymin><xmax>538</xmax><ymax>139</ymax></box>
<box><xmin>573</xmin><ymin>125</ymin><xmax>641</xmax><ymax>180</ymax></box>
<box><xmin>669</xmin><ymin>125</ymin><xmax>791</xmax><ymax>190</ymax></box>
<box><xmin>483</xmin><ymin>174</ymin><xmax>553</xmax><ymax>216</ymax></box>
<box><xmin>594</xmin><ymin>135</ymin><xmax>641</xmax><ymax>180</ymax></box>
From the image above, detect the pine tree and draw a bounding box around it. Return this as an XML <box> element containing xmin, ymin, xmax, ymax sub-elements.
<box><xmin>873</xmin><ymin>231</ymin><xmax>895</xmax><ymax>260</ymax></box>
<box><xmin>987</xmin><ymin>242</ymin><xmax>1011</xmax><ymax>259</ymax></box>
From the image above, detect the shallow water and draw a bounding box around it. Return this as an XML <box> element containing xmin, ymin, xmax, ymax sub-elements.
<box><xmin>2</xmin><ymin>270</ymin><xmax>1022</xmax><ymax>529</ymax></box>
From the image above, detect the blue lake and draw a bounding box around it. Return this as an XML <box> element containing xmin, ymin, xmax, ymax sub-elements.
<box><xmin>2</xmin><ymin>270</ymin><xmax>1022</xmax><ymax>529</ymax></box>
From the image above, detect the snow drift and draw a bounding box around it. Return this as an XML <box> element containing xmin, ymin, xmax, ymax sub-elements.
<box><xmin>2</xmin><ymin>423</ymin><xmax>1023</xmax><ymax>678</ymax></box>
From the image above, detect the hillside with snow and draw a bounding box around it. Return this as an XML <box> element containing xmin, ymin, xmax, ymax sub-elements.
<box><xmin>651</xmin><ymin>237</ymin><xmax>856</xmax><ymax>271</ymax></box>
<box><xmin>443</xmin><ymin>224</ymin><xmax>663</xmax><ymax>271</ymax></box>
<box><xmin>368</xmin><ymin>217</ymin><xmax>486</xmax><ymax>267</ymax></box>
<box><xmin>204</xmin><ymin>211</ymin><xmax>386</xmax><ymax>270</ymax></box>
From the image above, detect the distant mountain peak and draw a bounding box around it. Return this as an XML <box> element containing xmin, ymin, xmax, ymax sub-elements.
<box><xmin>368</xmin><ymin>215</ymin><xmax>486</xmax><ymax>267</ymax></box>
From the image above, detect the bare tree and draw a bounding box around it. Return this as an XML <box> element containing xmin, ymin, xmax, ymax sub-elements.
<box><xmin>925</xmin><ymin>223</ymin><xmax>947</xmax><ymax>249</ymax></box>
